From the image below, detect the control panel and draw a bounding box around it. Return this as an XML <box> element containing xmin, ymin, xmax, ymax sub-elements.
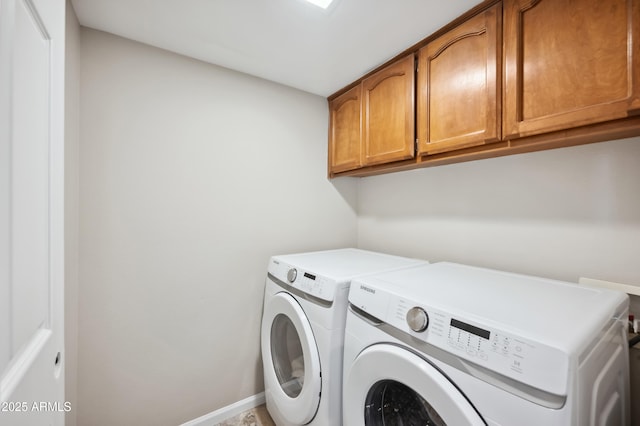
<box><xmin>268</xmin><ymin>259</ymin><xmax>337</xmax><ymax>302</ymax></box>
<box><xmin>349</xmin><ymin>283</ymin><xmax>569</xmax><ymax>396</ymax></box>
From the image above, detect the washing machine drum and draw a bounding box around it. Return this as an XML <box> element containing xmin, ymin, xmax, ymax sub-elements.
<box><xmin>344</xmin><ymin>344</ymin><xmax>485</xmax><ymax>426</ymax></box>
<box><xmin>262</xmin><ymin>292</ymin><xmax>322</xmax><ymax>424</ymax></box>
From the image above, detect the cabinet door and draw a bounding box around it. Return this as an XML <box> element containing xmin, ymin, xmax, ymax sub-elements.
<box><xmin>417</xmin><ymin>4</ymin><xmax>501</xmax><ymax>156</ymax></box>
<box><xmin>504</xmin><ymin>0</ymin><xmax>640</xmax><ymax>139</ymax></box>
<box><xmin>362</xmin><ymin>55</ymin><xmax>415</xmax><ymax>166</ymax></box>
<box><xmin>328</xmin><ymin>85</ymin><xmax>362</xmax><ymax>174</ymax></box>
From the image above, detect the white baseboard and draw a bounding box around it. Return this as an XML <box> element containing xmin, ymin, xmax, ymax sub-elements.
<box><xmin>180</xmin><ymin>392</ymin><xmax>266</xmax><ymax>426</ymax></box>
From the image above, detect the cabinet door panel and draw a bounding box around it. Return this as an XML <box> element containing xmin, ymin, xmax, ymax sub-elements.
<box><xmin>418</xmin><ymin>5</ymin><xmax>501</xmax><ymax>155</ymax></box>
<box><xmin>362</xmin><ymin>55</ymin><xmax>415</xmax><ymax>166</ymax></box>
<box><xmin>329</xmin><ymin>85</ymin><xmax>362</xmax><ymax>174</ymax></box>
<box><xmin>504</xmin><ymin>0</ymin><xmax>640</xmax><ymax>138</ymax></box>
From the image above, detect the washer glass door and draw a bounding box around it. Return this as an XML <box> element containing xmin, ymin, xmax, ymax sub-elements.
<box><xmin>365</xmin><ymin>379</ymin><xmax>446</xmax><ymax>425</ymax></box>
<box><xmin>270</xmin><ymin>313</ymin><xmax>306</xmax><ymax>398</ymax></box>
<box><xmin>344</xmin><ymin>344</ymin><xmax>485</xmax><ymax>426</ymax></box>
<box><xmin>262</xmin><ymin>292</ymin><xmax>321</xmax><ymax>425</ymax></box>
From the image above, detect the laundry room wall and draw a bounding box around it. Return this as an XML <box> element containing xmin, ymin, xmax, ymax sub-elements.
<box><xmin>78</xmin><ymin>28</ymin><xmax>357</xmax><ymax>426</ymax></box>
<box><xmin>357</xmin><ymin>137</ymin><xmax>640</xmax><ymax>310</ymax></box>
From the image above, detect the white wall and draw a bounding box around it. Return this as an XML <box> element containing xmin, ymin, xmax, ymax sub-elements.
<box><xmin>78</xmin><ymin>28</ymin><xmax>357</xmax><ymax>426</ymax></box>
<box><xmin>358</xmin><ymin>137</ymin><xmax>640</xmax><ymax>308</ymax></box>
<box><xmin>64</xmin><ymin>2</ymin><xmax>80</xmax><ymax>426</ymax></box>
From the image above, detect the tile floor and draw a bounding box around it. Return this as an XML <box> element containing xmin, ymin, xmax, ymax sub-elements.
<box><xmin>216</xmin><ymin>404</ymin><xmax>275</xmax><ymax>426</ymax></box>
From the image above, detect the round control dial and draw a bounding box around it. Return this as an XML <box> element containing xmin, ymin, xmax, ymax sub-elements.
<box><xmin>406</xmin><ymin>307</ymin><xmax>429</xmax><ymax>332</ymax></box>
<box><xmin>287</xmin><ymin>268</ymin><xmax>297</xmax><ymax>283</ymax></box>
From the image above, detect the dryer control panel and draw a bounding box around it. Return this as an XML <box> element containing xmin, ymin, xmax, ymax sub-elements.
<box><xmin>268</xmin><ymin>258</ymin><xmax>339</xmax><ymax>302</ymax></box>
<box><xmin>268</xmin><ymin>249</ymin><xmax>426</xmax><ymax>305</ymax></box>
<box><xmin>349</xmin><ymin>281</ymin><xmax>570</xmax><ymax>397</ymax></box>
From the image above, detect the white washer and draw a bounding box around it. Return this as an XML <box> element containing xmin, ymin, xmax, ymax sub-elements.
<box><xmin>343</xmin><ymin>262</ymin><xmax>630</xmax><ymax>426</ymax></box>
<box><xmin>261</xmin><ymin>248</ymin><xmax>426</xmax><ymax>426</ymax></box>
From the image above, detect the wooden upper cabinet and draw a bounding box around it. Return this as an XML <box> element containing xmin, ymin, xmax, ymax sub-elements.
<box><xmin>328</xmin><ymin>85</ymin><xmax>362</xmax><ymax>174</ymax></box>
<box><xmin>362</xmin><ymin>55</ymin><xmax>415</xmax><ymax>166</ymax></box>
<box><xmin>328</xmin><ymin>0</ymin><xmax>640</xmax><ymax>177</ymax></box>
<box><xmin>417</xmin><ymin>4</ymin><xmax>501</xmax><ymax>155</ymax></box>
<box><xmin>503</xmin><ymin>0</ymin><xmax>640</xmax><ymax>139</ymax></box>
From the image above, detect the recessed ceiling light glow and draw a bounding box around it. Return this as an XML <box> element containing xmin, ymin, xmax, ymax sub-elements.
<box><xmin>304</xmin><ymin>0</ymin><xmax>334</xmax><ymax>9</ymax></box>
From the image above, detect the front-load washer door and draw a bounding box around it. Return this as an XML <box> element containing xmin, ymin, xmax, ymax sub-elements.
<box><xmin>262</xmin><ymin>292</ymin><xmax>321</xmax><ymax>424</ymax></box>
<box><xmin>344</xmin><ymin>344</ymin><xmax>485</xmax><ymax>426</ymax></box>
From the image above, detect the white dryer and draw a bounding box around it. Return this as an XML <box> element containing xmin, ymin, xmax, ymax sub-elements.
<box><xmin>261</xmin><ymin>248</ymin><xmax>426</xmax><ymax>426</ymax></box>
<box><xmin>343</xmin><ymin>262</ymin><xmax>630</xmax><ymax>426</ymax></box>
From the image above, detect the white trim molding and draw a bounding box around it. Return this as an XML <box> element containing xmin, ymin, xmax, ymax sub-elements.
<box><xmin>579</xmin><ymin>277</ymin><xmax>640</xmax><ymax>297</ymax></box>
<box><xmin>180</xmin><ymin>392</ymin><xmax>266</xmax><ymax>426</ymax></box>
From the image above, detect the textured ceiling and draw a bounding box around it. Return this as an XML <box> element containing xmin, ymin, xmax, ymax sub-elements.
<box><xmin>70</xmin><ymin>0</ymin><xmax>482</xmax><ymax>96</ymax></box>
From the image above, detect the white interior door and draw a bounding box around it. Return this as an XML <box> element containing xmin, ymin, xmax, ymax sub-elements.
<box><xmin>0</xmin><ymin>0</ymin><xmax>66</xmax><ymax>425</ymax></box>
